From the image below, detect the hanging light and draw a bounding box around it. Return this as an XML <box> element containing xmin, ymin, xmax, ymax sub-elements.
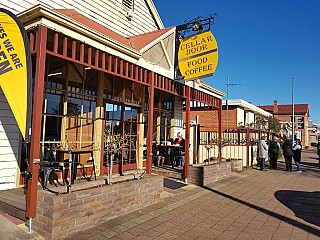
<box><xmin>192</xmin><ymin>21</ymin><xmax>203</xmax><ymax>32</ymax></box>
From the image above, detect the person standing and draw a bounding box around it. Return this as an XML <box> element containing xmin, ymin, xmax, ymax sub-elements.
<box><xmin>269</xmin><ymin>136</ymin><xmax>280</xmax><ymax>170</ymax></box>
<box><xmin>258</xmin><ymin>136</ymin><xmax>268</xmax><ymax>171</ymax></box>
<box><xmin>282</xmin><ymin>136</ymin><xmax>294</xmax><ymax>172</ymax></box>
<box><xmin>317</xmin><ymin>140</ymin><xmax>320</xmax><ymax>169</ymax></box>
<box><xmin>173</xmin><ymin>132</ymin><xmax>185</xmax><ymax>167</ymax></box>
<box><xmin>293</xmin><ymin>139</ymin><xmax>302</xmax><ymax>172</ymax></box>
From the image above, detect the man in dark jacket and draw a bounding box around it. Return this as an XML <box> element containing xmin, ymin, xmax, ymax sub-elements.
<box><xmin>282</xmin><ymin>136</ymin><xmax>294</xmax><ymax>172</ymax></box>
<box><xmin>269</xmin><ymin>136</ymin><xmax>280</xmax><ymax>170</ymax></box>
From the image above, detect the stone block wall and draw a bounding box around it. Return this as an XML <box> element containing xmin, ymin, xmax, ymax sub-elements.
<box><xmin>188</xmin><ymin>161</ymin><xmax>231</xmax><ymax>186</ymax></box>
<box><xmin>32</xmin><ymin>174</ymin><xmax>163</xmax><ymax>240</ymax></box>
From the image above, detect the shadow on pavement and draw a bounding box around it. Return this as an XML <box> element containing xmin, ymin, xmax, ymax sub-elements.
<box><xmin>300</xmin><ymin>159</ymin><xmax>319</xmax><ymax>169</ymax></box>
<box><xmin>163</xmin><ymin>178</ymin><xmax>186</xmax><ymax>190</ymax></box>
<box><xmin>275</xmin><ymin>190</ymin><xmax>320</xmax><ymax>228</ymax></box>
<box><xmin>202</xmin><ymin>186</ymin><xmax>320</xmax><ymax>238</ymax></box>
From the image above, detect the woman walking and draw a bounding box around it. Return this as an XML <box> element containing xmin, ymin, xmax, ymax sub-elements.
<box><xmin>293</xmin><ymin>139</ymin><xmax>302</xmax><ymax>172</ymax></box>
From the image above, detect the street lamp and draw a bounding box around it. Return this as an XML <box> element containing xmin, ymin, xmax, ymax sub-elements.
<box><xmin>226</xmin><ymin>76</ymin><xmax>241</xmax><ymax>133</ymax></box>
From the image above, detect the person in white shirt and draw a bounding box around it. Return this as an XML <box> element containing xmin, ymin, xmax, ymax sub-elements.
<box><xmin>293</xmin><ymin>139</ymin><xmax>302</xmax><ymax>172</ymax></box>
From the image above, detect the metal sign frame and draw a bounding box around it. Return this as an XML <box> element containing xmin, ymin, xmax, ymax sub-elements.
<box><xmin>174</xmin><ymin>14</ymin><xmax>218</xmax><ymax>80</ymax></box>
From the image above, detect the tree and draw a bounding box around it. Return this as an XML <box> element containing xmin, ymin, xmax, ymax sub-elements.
<box><xmin>254</xmin><ymin>115</ymin><xmax>281</xmax><ymax>133</ymax></box>
<box><xmin>266</xmin><ymin>116</ymin><xmax>281</xmax><ymax>133</ymax></box>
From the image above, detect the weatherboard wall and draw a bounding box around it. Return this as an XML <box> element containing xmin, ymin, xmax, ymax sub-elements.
<box><xmin>0</xmin><ymin>89</ymin><xmax>20</xmax><ymax>190</ymax></box>
<box><xmin>0</xmin><ymin>0</ymin><xmax>160</xmax><ymax>37</ymax></box>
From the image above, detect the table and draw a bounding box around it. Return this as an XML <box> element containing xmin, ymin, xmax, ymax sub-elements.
<box><xmin>55</xmin><ymin>149</ymin><xmax>96</xmax><ymax>193</ymax></box>
<box><xmin>160</xmin><ymin>145</ymin><xmax>183</xmax><ymax>168</ymax></box>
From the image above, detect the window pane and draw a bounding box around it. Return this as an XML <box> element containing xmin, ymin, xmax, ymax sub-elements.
<box><xmin>44</xmin><ymin>116</ymin><xmax>62</xmax><ymax>141</ymax></box>
<box><xmin>45</xmin><ymin>94</ymin><xmax>64</xmax><ymax>115</ymax></box>
<box><xmin>114</xmin><ymin>105</ymin><xmax>122</xmax><ymax>120</ymax></box>
<box><xmin>83</xmin><ymin>99</ymin><xmax>96</xmax><ymax>119</ymax></box>
<box><xmin>67</xmin><ymin>99</ymin><xmax>82</xmax><ymax>116</ymax></box>
<box><xmin>84</xmin><ymin>69</ymin><xmax>98</xmax><ymax>96</ymax></box>
<box><xmin>125</xmin><ymin>106</ymin><xmax>131</xmax><ymax>120</ymax></box>
<box><xmin>105</xmin><ymin>103</ymin><xmax>114</xmax><ymax>119</ymax></box>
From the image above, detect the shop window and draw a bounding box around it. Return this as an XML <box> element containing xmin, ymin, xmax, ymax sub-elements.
<box><xmin>84</xmin><ymin>68</ymin><xmax>98</xmax><ymax>96</ymax></box>
<box><xmin>45</xmin><ymin>93</ymin><xmax>64</xmax><ymax>116</ymax></box>
<box><xmin>124</xmin><ymin>106</ymin><xmax>138</xmax><ymax>164</ymax></box>
<box><xmin>104</xmin><ymin>103</ymin><xmax>138</xmax><ymax>166</ymax></box>
<box><xmin>43</xmin><ymin>115</ymin><xmax>63</xmax><ymax>141</ymax></box>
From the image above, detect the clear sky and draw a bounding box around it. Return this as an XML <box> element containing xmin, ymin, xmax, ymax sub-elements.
<box><xmin>153</xmin><ymin>0</ymin><xmax>320</xmax><ymax>124</ymax></box>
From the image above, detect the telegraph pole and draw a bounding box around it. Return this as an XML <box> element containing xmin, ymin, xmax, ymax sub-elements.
<box><xmin>292</xmin><ymin>77</ymin><xmax>295</xmax><ymax>146</ymax></box>
<box><xmin>226</xmin><ymin>76</ymin><xmax>241</xmax><ymax>132</ymax></box>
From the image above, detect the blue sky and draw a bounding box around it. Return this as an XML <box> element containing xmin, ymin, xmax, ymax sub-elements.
<box><xmin>153</xmin><ymin>0</ymin><xmax>320</xmax><ymax>124</ymax></box>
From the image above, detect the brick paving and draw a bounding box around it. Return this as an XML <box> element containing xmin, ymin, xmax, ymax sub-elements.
<box><xmin>62</xmin><ymin>150</ymin><xmax>320</xmax><ymax>240</ymax></box>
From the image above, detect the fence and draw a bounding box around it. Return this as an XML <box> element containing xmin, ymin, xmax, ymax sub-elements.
<box><xmin>196</xmin><ymin>128</ymin><xmax>274</xmax><ymax>168</ymax></box>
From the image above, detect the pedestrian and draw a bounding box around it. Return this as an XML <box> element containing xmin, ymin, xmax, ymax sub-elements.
<box><xmin>282</xmin><ymin>136</ymin><xmax>294</xmax><ymax>172</ymax></box>
<box><xmin>258</xmin><ymin>136</ymin><xmax>268</xmax><ymax>171</ymax></box>
<box><xmin>317</xmin><ymin>140</ymin><xmax>320</xmax><ymax>169</ymax></box>
<box><xmin>269</xmin><ymin>136</ymin><xmax>280</xmax><ymax>170</ymax></box>
<box><xmin>293</xmin><ymin>139</ymin><xmax>302</xmax><ymax>172</ymax></box>
<box><xmin>173</xmin><ymin>132</ymin><xmax>185</xmax><ymax>167</ymax></box>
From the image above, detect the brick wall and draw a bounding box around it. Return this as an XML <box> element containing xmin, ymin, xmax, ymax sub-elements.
<box><xmin>186</xmin><ymin>107</ymin><xmax>238</xmax><ymax>132</ymax></box>
<box><xmin>32</xmin><ymin>175</ymin><xmax>163</xmax><ymax>240</ymax></box>
<box><xmin>188</xmin><ymin>161</ymin><xmax>231</xmax><ymax>186</ymax></box>
<box><xmin>275</xmin><ymin>113</ymin><xmax>309</xmax><ymax>147</ymax></box>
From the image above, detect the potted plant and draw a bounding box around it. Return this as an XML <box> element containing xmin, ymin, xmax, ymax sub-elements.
<box><xmin>226</xmin><ymin>158</ymin><xmax>243</xmax><ymax>172</ymax></box>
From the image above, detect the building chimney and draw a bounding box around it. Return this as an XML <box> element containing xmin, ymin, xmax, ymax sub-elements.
<box><xmin>273</xmin><ymin>100</ymin><xmax>278</xmax><ymax>113</ymax></box>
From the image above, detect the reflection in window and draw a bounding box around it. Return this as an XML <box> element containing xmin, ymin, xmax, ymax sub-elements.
<box><xmin>41</xmin><ymin>57</ymin><xmax>98</xmax><ymax>153</ymax></box>
<box><xmin>67</xmin><ymin>99</ymin><xmax>81</xmax><ymax>116</ymax></box>
<box><xmin>105</xmin><ymin>103</ymin><xmax>122</xmax><ymax>135</ymax></box>
<box><xmin>43</xmin><ymin>116</ymin><xmax>62</xmax><ymax>141</ymax></box>
<box><xmin>104</xmin><ymin>103</ymin><xmax>138</xmax><ymax>165</ymax></box>
<box><xmin>45</xmin><ymin>94</ymin><xmax>64</xmax><ymax>116</ymax></box>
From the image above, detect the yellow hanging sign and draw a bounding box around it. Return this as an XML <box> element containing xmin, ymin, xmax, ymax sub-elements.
<box><xmin>0</xmin><ymin>8</ymin><xmax>32</xmax><ymax>141</ymax></box>
<box><xmin>178</xmin><ymin>31</ymin><xmax>218</xmax><ymax>80</ymax></box>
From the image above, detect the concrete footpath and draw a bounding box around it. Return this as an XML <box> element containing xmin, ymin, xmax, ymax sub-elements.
<box><xmin>2</xmin><ymin>150</ymin><xmax>320</xmax><ymax>240</ymax></box>
<box><xmin>0</xmin><ymin>211</ymin><xmax>43</xmax><ymax>240</ymax></box>
<box><xmin>63</xmin><ymin>150</ymin><xmax>320</xmax><ymax>240</ymax></box>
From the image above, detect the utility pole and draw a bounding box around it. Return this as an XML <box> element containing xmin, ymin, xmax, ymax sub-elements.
<box><xmin>226</xmin><ymin>76</ymin><xmax>241</xmax><ymax>133</ymax></box>
<box><xmin>292</xmin><ymin>77</ymin><xmax>295</xmax><ymax>146</ymax></box>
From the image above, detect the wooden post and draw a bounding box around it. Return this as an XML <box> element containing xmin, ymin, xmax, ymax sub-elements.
<box><xmin>218</xmin><ymin>99</ymin><xmax>222</xmax><ymax>161</ymax></box>
<box><xmin>184</xmin><ymin>87</ymin><xmax>191</xmax><ymax>180</ymax></box>
<box><xmin>246</xmin><ymin>127</ymin><xmax>250</xmax><ymax>169</ymax></box>
<box><xmin>146</xmin><ymin>72</ymin><xmax>155</xmax><ymax>174</ymax></box>
<box><xmin>26</xmin><ymin>25</ymin><xmax>47</xmax><ymax>218</ymax></box>
<box><xmin>96</xmin><ymin>72</ymin><xmax>105</xmax><ymax>176</ymax></box>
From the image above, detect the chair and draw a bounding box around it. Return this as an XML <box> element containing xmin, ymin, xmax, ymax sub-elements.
<box><xmin>152</xmin><ymin>144</ymin><xmax>163</xmax><ymax>168</ymax></box>
<box><xmin>174</xmin><ymin>150</ymin><xmax>185</xmax><ymax>167</ymax></box>
<box><xmin>85</xmin><ymin>156</ymin><xmax>97</xmax><ymax>180</ymax></box>
<box><xmin>40</xmin><ymin>145</ymin><xmax>65</xmax><ymax>189</ymax></box>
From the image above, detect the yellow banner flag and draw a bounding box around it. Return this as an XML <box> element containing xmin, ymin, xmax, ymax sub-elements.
<box><xmin>0</xmin><ymin>8</ymin><xmax>32</xmax><ymax>141</ymax></box>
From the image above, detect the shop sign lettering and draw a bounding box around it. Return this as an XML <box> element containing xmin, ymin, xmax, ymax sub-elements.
<box><xmin>178</xmin><ymin>31</ymin><xmax>218</xmax><ymax>80</ymax></box>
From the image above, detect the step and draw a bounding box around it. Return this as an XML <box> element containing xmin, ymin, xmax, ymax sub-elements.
<box><xmin>0</xmin><ymin>188</ymin><xmax>26</xmax><ymax>220</ymax></box>
<box><xmin>152</xmin><ymin>167</ymin><xmax>183</xmax><ymax>180</ymax></box>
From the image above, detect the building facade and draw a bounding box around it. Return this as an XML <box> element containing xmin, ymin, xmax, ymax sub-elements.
<box><xmin>187</xmin><ymin>98</ymin><xmax>272</xmax><ymax>132</ymax></box>
<box><xmin>259</xmin><ymin>100</ymin><xmax>310</xmax><ymax>147</ymax></box>
<box><xmin>0</xmin><ymin>0</ymin><xmax>223</xmax><ymax>192</ymax></box>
